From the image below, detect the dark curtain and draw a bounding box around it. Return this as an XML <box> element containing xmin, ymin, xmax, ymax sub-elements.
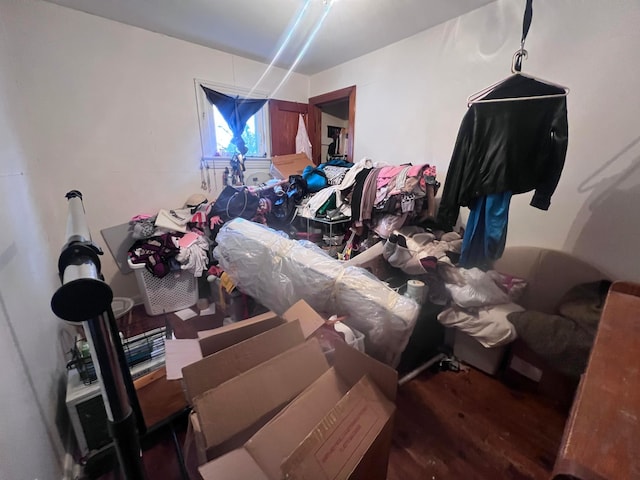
<box><xmin>201</xmin><ymin>86</ymin><xmax>267</xmax><ymax>155</ymax></box>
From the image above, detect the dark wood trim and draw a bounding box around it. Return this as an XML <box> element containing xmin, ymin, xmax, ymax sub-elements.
<box><xmin>268</xmin><ymin>99</ymin><xmax>308</xmax><ymax>114</ymax></box>
<box><xmin>308</xmin><ymin>85</ymin><xmax>356</xmax><ymax>165</ymax></box>
<box><xmin>308</xmin><ymin>85</ymin><xmax>355</xmax><ymax>106</ymax></box>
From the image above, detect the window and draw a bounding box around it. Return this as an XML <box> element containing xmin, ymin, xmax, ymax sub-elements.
<box><xmin>195</xmin><ymin>79</ymin><xmax>270</xmax><ymax>160</ymax></box>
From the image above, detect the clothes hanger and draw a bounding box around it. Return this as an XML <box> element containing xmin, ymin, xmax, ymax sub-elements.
<box><xmin>466</xmin><ymin>0</ymin><xmax>569</xmax><ymax>106</ymax></box>
<box><xmin>467</xmin><ymin>50</ymin><xmax>570</xmax><ymax>106</ymax></box>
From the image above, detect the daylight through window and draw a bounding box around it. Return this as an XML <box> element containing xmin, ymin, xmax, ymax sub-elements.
<box><xmin>211</xmin><ymin>105</ymin><xmax>260</xmax><ymax>157</ymax></box>
<box><xmin>196</xmin><ymin>80</ymin><xmax>270</xmax><ymax>160</ymax></box>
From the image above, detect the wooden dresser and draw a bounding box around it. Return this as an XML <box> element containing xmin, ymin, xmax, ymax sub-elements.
<box><xmin>552</xmin><ymin>282</ymin><xmax>640</xmax><ymax>480</ymax></box>
<box><xmin>134</xmin><ymin>366</ymin><xmax>188</xmax><ymax>428</ymax></box>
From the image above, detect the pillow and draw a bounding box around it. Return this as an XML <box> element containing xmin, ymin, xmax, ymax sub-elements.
<box><xmin>437</xmin><ymin>302</ymin><xmax>523</xmax><ymax>348</ymax></box>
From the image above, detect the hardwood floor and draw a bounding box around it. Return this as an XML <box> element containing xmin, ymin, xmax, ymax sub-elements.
<box><xmin>388</xmin><ymin>368</ymin><xmax>567</xmax><ymax>480</ymax></box>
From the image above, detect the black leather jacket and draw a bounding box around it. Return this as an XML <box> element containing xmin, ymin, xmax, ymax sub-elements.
<box><xmin>437</xmin><ymin>75</ymin><xmax>568</xmax><ymax>228</ymax></box>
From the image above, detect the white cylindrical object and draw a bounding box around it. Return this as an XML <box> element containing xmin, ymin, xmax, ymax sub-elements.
<box><xmin>62</xmin><ymin>262</ymin><xmax>99</xmax><ymax>284</ymax></box>
<box><xmin>66</xmin><ymin>196</ymin><xmax>91</xmax><ymax>243</ymax></box>
<box><xmin>405</xmin><ymin>279</ymin><xmax>427</xmax><ymax>305</ymax></box>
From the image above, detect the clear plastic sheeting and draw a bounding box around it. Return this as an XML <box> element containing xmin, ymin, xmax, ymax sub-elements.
<box><xmin>213</xmin><ymin>219</ymin><xmax>419</xmax><ymax>366</ymax></box>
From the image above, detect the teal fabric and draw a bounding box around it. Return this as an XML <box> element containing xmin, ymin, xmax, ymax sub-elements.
<box><xmin>302</xmin><ymin>165</ymin><xmax>328</xmax><ymax>193</ymax></box>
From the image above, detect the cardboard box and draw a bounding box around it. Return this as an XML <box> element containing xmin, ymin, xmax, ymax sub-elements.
<box><xmin>183</xmin><ymin>301</ymin><xmax>327</xmax><ymax>399</ymax></box>
<box><xmin>195</xmin><ymin>299</ymin><xmax>327</xmax><ymax>355</ymax></box>
<box><xmin>196</xmin><ymin>340</ymin><xmax>398</xmax><ymax>480</ymax></box>
<box><xmin>181</xmin><ymin>302</ymin><xmax>327</xmax><ymax>459</ymax></box>
<box><xmin>182</xmin><ymin>300</ymin><xmax>397</xmax><ymax>479</ymax></box>
<box><xmin>197</xmin><ymin>310</ymin><xmax>285</xmax><ymax>357</ymax></box>
<box><xmin>169</xmin><ymin>300</ymin><xmax>327</xmax><ymax>390</ymax></box>
<box><xmin>195</xmin><ymin>338</ymin><xmax>331</xmax><ymax>450</ymax></box>
<box><xmin>279</xmin><ymin>376</ymin><xmax>395</xmax><ymax>480</ymax></box>
<box><xmin>183</xmin><ymin>321</ymin><xmax>305</xmax><ymax>403</ymax></box>
<box><xmin>270</xmin><ymin>153</ymin><xmax>313</xmax><ymax>180</ymax></box>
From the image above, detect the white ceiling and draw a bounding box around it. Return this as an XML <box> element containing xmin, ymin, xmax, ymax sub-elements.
<box><xmin>43</xmin><ymin>0</ymin><xmax>495</xmax><ymax>75</ymax></box>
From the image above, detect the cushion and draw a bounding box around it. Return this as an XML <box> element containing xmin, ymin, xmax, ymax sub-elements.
<box><xmin>494</xmin><ymin>247</ymin><xmax>605</xmax><ymax>313</ymax></box>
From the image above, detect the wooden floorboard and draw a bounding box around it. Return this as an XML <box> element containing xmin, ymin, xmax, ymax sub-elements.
<box><xmin>388</xmin><ymin>368</ymin><xmax>567</xmax><ymax>480</ymax></box>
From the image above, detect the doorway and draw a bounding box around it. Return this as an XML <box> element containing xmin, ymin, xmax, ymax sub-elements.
<box><xmin>308</xmin><ymin>85</ymin><xmax>356</xmax><ymax>165</ymax></box>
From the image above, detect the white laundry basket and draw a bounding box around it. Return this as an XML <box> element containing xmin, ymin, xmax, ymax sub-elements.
<box><xmin>128</xmin><ymin>260</ymin><xmax>198</xmax><ymax>316</ymax></box>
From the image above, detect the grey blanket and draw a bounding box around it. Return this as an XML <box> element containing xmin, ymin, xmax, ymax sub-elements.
<box><xmin>507</xmin><ymin>280</ymin><xmax>611</xmax><ymax>378</ymax></box>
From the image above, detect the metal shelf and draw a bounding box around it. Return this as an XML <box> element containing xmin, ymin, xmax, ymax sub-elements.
<box><xmin>297</xmin><ymin>213</ymin><xmax>351</xmax><ymax>242</ymax></box>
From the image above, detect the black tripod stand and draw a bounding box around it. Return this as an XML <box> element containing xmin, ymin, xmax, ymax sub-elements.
<box><xmin>51</xmin><ymin>190</ymin><xmax>146</xmax><ymax>479</ymax></box>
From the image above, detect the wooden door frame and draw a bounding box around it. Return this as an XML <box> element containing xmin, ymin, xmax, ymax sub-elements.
<box><xmin>308</xmin><ymin>85</ymin><xmax>356</xmax><ymax>165</ymax></box>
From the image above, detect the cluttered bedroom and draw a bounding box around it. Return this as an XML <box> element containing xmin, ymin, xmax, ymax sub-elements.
<box><xmin>3</xmin><ymin>1</ymin><xmax>640</xmax><ymax>480</ymax></box>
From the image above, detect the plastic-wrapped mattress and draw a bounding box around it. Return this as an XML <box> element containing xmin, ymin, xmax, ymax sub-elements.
<box><xmin>213</xmin><ymin>219</ymin><xmax>419</xmax><ymax>366</ymax></box>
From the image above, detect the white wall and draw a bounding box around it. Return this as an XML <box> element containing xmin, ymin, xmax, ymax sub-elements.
<box><xmin>0</xmin><ymin>2</ymin><xmax>66</xmax><ymax>478</ymax></box>
<box><xmin>311</xmin><ymin>0</ymin><xmax>640</xmax><ymax>282</ymax></box>
<box><xmin>4</xmin><ymin>0</ymin><xmax>309</xmax><ymax>299</ymax></box>
<box><xmin>0</xmin><ymin>0</ymin><xmax>309</xmax><ymax>476</ymax></box>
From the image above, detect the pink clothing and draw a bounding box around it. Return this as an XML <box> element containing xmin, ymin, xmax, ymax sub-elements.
<box><xmin>374</xmin><ymin>164</ymin><xmax>438</xmax><ymax>205</ymax></box>
<box><xmin>130</xmin><ymin>214</ymin><xmax>153</xmax><ymax>222</ymax></box>
<box><xmin>407</xmin><ymin>164</ymin><xmax>425</xmax><ymax>177</ymax></box>
<box><xmin>376</xmin><ymin>166</ymin><xmax>407</xmax><ymax>189</ymax></box>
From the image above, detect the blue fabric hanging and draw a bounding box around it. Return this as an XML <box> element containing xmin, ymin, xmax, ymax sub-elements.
<box><xmin>459</xmin><ymin>191</ymin><xmax>513</xmax><ymax>269</ymax></box>
<box><xmin>201</xmin><ymin>86</ymin><xmax>267</xmax><ymax>155</ymax></box>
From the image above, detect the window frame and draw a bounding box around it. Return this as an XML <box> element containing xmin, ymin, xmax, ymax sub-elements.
<box><xmin>194</xmin><ymin>79</ymin><xmax>271</xmax><ymax>162</ymax></box>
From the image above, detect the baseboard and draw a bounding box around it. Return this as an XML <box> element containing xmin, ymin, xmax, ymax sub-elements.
<box><xmin>131</xmin><ymin>293</ymin><xmax>143</xmax><ymax>306</ymax></box>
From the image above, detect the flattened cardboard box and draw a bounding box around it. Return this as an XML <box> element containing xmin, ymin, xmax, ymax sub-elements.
<box><xmin>197</xmin><ymin>340</ymin><xmax>398</xmax><ymax>480</ymax></box>
<box><xmin>270</xmin><ymin>153</ymin><xmax>313</xmax><ymax>180</ymax></box>
<box><xmin>165</xmin><ymin>310</ymin><xmax>284</xmax><ymax>382</ymax></box>
<box><xmin>194</xmin><ymin>299</ymin><xmax>325</xmax><ymax>358</ymax></box>
<box><xmin>182</xmin><ymin>300</ymin><xmax>326</xmax><ymax>402</ymax></box>
<box><xmin>197</xmin><ymin>310</ymin><xmax>284</xmax><ymax>357</ymax></box>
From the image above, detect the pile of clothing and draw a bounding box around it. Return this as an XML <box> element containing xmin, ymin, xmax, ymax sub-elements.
<box><xmin>299</xmin><ymin>158</ymin><xmax>440</xmax><ymax>239</ymax></box>
<box><xmin>128</xmin><ymin>194</ymin><xmax>212</xmax><ymax>278</ymax></box>
<box><xmin>436</xmin><ymin>268</ymin><xmax>528</xmax><ymax>348</ymax></box>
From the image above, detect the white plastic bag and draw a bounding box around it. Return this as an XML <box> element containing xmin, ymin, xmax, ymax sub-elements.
<box><xmin>446</xmin><ymin>267</ymin><xmax>511</xmax><ymax>308</ymax></box>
